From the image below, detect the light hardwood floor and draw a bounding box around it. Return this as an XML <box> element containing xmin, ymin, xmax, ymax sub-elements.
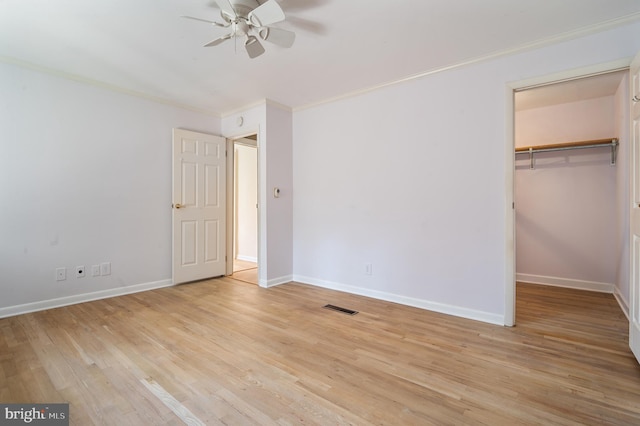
<box><xmin>232</xmin><ymin>260</ymin><xmax>256</xmax><ymax>273</ymax></box>
<box><xmin>1</xmin><ymin>280</ymin><xmax>640</xmax><ymax>425</ymax></box>
<box><xmin>232</xmin><ymin>259</ymin><xmax>258</xmax><ymax>285</ymax></box>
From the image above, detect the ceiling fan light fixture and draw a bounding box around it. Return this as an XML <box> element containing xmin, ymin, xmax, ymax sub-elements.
<box><xmin>248</xmin><ymin>15</ymin><xmax>262</xmax><ymax>28</ymax></box>
<box><xmin>244</xmin><ymin>35</ymin><xmax>265</xmax><ymax>58</ymax></box>
<box><xmin>258</xmin><ymin>27</ymin><xmax>295</xmax><ymax>48</ymax></box>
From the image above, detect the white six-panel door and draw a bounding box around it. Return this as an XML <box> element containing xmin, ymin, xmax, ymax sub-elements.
<box><xmin>172</xmin><ymin>129</ymin><xmax>226</xmax><ymax>284</ymax></box>
<box><xmin>629</xmin><ymin>52</ymin><xmax>640</xmax><ymax>364</ymax></box>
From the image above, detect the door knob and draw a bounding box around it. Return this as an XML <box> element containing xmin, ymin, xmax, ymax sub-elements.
<box><xmin>173</xmin><ymin>203</ymin><xmax>184</xmax><ymax>209</ymax></box>
<box><xmin>634</xmin><ymin>95</ymin><xmax>640</xmax><ymax>103</ymax></box>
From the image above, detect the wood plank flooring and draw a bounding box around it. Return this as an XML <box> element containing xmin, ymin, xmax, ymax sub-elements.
<box><xmin>232</xmin><ymin>260</ymin><xmax>257</xmax><ymax>273</ymax></box>
<box><xmin>232</xmin><ymin>260</ymin><xmax>258</xmax><ymax>285</ymax></box>
<box><xmin>1</xmin><ymin>280</ymin><xmax>640</xmax><ymax>425</ymax></box>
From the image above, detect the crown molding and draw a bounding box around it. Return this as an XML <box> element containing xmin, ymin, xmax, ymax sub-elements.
<box><xmin>0</xmin><ymin>55</ymin><xmax>222</xmax><ymax>117</ymax></box>
<box><xmin>220</xmin><ymin>98</ymin><xmax>293</xmax><ymax>118</ymax></box>
<box><xmin>294</xmin><ymin>12</ymin><xmax>640</xmax><ymax>113</ymax></box>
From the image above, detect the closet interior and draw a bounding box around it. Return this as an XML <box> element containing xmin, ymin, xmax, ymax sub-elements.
<box><xmin>514</xmin><ymin>70</ymin><xmax>630</xmax><ymax>312</ymax></box>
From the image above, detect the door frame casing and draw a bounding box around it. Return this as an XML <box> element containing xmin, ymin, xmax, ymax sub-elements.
<box><xmin>225</xmin><ymin>130</ymin><xmax>261</xmax><ymax>279</ymax></box>
<box><xmin>504</xmin><ymin>58</ymin><xmax>632</xmax><ymax>326</ymax></box>
<box><xmin>232</xmin><ymin>138</ymin><xmax>258</xmax><ymax>267</ymax></box>
<box><xmin>629</xmin><ymin>52</ymin><xmax>640</xmax><ymax>363</ymax></box>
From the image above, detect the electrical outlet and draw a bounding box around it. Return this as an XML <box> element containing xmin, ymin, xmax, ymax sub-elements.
<box><xmin>56</xmin><ymin>267</ymin><xmax>66</xmax><ymax>281</ymax></box>
<box><xmin>91</xmin><ymin>265</ymin><xmax>100</xmax><ymax>277</ymax></box>
<box><xmin>100</xmin><ymin>262</ymin><xmax>111</xmax><ymax>276</ymax></box>
<box><xmin>76</xmin><ymin>266</ymin><xmax>85</xmax><ymax>278</ymax></box>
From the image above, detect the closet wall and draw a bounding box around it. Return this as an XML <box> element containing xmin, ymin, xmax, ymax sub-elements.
<box><xmin>515</xmin><ymin>91</ymin><xmax>625</xmax><ymax>293</ymax></box>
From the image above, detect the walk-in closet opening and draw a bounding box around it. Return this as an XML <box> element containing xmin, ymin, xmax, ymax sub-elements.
<box><xmin>231</xmin><ymin>135</ymin><xmax>259</xmax><ymax>285</ymax></box>
<box><xmin>514</xmin><ymin>70</ymin><xmax>631</xmax><ymax>320</ymax></box>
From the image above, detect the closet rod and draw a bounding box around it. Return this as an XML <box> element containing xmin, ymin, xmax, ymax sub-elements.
<box><xmin>515</xmin><ymin>138</ymin><xmax>618</xmax><ymax>169</ymax></box>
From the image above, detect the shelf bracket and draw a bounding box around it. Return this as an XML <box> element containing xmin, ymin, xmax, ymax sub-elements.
<box><xmin>529</xmin><ymin>147</ymin><xmax>534</xmax><ymax>169</ymax></box>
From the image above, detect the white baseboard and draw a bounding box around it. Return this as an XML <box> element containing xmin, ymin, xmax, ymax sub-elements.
<box><xmin>236</xmin><ymin>255</ymin><xmax>258</xmax><ymax>263</ymax></box>
<box><xmin>516</xmin><ymin>273</ymin><xmax>614</xmax><ymax>293</ymax></box>
<box><xmin>262</xmin><ymin>275</ymin><xmax>293</xmax><ymax>288</ymax></box>
<box><xmin>614</xmin><ymin>287</ymin><xmax>630</xmax><ymax>320</ymax></box>
<box><xmin>0</xmin><ymin>279</ymin><xmax>174</xmax><ymax>319</ymax></box>
<box><xmin>292</xmin><ymin>275</ymin><xmax>504</xmax><ymax>326</ymax></box>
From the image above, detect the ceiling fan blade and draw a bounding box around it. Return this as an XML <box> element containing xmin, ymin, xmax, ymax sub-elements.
<box><xmin>213</xmin><ymin>0</ymin><xmax>236</xmax><ymax>20</ymax></box>
<box><xmin>258</xmin><ymin>27</ymin><xmax>295</xmax><ymax>48</ymax></box>
<box><xmin>181</xmin><ymin>16</ymin><xmax>229</xmax><ymax>27</ymax></box>
<box><xmin>245</xmin><ymin>35</ymin><xmax>265</xmax><ymax>58</ymax></box>
<box><xmin>204</xmin><ymin>33</ymin><xmax>233</xmax><ymax>47</ymax></box>
<box><xmin>248</xmin><ymin>0</ymin><xmax>285</xmax><ymax>27</ymax></box>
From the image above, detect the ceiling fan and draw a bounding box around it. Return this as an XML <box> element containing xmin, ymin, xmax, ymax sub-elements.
<box><xmin>182</xmin><ymin>0</ymin><xmax>296</xmax><ymax>59</ymax></box>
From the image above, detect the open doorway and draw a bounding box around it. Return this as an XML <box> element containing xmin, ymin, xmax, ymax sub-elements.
<box><xmin>512</xmin><ymin>69</ymin><xmax>629</xmax><ymax>322</ymax></box>
<box><xmin>231</xmin><ymin>135</ymin><xmax>259</xmax><ymax>285</ymax></box>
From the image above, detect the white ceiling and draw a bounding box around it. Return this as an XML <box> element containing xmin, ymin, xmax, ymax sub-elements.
<box><xmin>1</xmin><ymin>0</ymin><xmax>640</xmax><ymax>116</ymax></box>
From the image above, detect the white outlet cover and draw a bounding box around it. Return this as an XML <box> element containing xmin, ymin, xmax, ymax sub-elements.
<box><xmin>91</xmin><ymin>265</ymin><xmax>100</xmax><ymax>276</ymax></box>
<box><xmin>76</xmin><ymin>266</ymin><xmax>85</xmax><ymax>278</ymax></box>
<box><xmin>100</xmin><ymin>262</ymin><xmax>111</xmax><ymax>276</ymax></box>
<box><xmin>364</xmin><ymin>263</ymin><xmax>372</xmax><ymax>275</ymax></box>
<box><xmin>56</xmin><ymin>267</ymin><xmax>66</xmax><ymax>281</ymax></box>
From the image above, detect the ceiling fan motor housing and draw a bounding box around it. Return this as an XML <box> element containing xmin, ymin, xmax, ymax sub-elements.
<box><xmin>223</xmin><ymin>0</ymin><xmax>261</xmax><ymax>20</ymax></box>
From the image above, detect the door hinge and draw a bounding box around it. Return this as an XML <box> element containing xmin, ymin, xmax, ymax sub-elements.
<box><xmin>512</xmin><ymin>202</ymin><xmax>515</xmax><ymax>209</ymax></box>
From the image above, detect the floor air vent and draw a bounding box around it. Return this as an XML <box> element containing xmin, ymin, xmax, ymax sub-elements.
<box><xmin>323</xmin><ymin>304</ymin><xmax>358</xmax><ymax>315</ymax></box>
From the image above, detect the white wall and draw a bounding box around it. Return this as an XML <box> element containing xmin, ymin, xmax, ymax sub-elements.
<box><xmin>292</xmin><ymin>22</ymin><xmax>640</xmax><ymax>324</ymax></box>
<box><xmin>264</xmin><ymin>104</ymin><xmax>293</xmax><ymax>284</ymax></box>
<box><xmin>0</xmin><ymin>61</ymin><xmax>220</xmax><ymax>316</ymax></box>
<box><xmin>235</xmin><ymin>143</ymin><xmax>258</xmax><ymax>262</ymax></box>
<box><xmin>515</xmin><ymin>97</ymin><xmax>616</xmax><ymax>146</ymax></box>
<box><xmin>514</xmin><ymin>96</ymin><xmax>618</xmax><ymax>290</ymax></box>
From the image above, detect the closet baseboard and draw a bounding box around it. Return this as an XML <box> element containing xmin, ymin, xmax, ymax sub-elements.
<box><xmin>613</xmin><ymin>288</ymin><xmax>630</xmax><ymax>320</ymax></box>
<box><xmin>516</xmin><ymin>273</ymin><xmax>614</xmax><ymax>293</ymax></box>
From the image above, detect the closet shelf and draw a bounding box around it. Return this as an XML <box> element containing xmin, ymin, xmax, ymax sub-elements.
<box><xmin>515</xmin><ymin>138</ymin><xmax>618</xmax><ymax>169</ymax></box>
